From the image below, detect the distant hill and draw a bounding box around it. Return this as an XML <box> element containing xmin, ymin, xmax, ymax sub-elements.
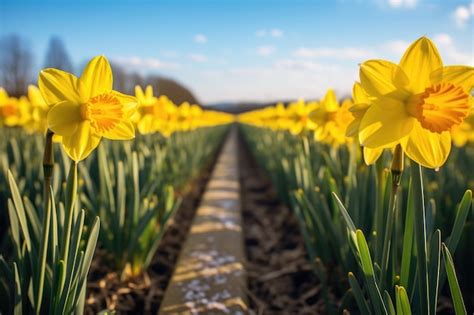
<box><xmin>148</xmin><ymin>77</ymin><xmax>199</xmax><ymax>105</ymax></box>
<box><xmin>111</xmin><ymin>63</ymin><xmax>199</xmax><ymax>105</ymax></box>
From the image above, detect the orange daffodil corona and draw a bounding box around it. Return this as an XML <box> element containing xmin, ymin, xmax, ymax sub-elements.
<box><xmin>354</xmin><ymin>36</ymin><xmax>473</xmax><ymax>169</ymax></box>
<box><xmin>39</xmin><ymin>56</ymin><xmax>138</xmax><ymax>162</ymax></box>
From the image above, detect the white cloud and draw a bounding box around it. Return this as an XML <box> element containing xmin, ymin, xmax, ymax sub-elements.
<box><xmin>255</xmin><ymin>28</ymin><xmax>284</xmax><ymax>38</ymax></box>
<box><xmin>256</xmin><ymin>45</ymin><xmax>276</xmax><ymax>56</ymax></box>
<box><xmin>270</xmin><ymin>29</ymin><xmax>283</xmax><ymax>38</ymax></box>
<box><xmin>433</xmin><ymin>33</ymin><xmax>453</xmax><ymax>45</ymax></box>
<box><xmin>388</xmin><ymin>0</ymin><xmax>417</xmax><ymax>8</ymax></box>
<box><xmin>433</xmin><ymin>33</ymin><xmax>473</xmax><ymax>65</ymax></box>
<box><xmin>161</xmin><ymin>50</ymin><xmax>180</xmax><ymax>59</ymax></box>
<box><xmin>195</xmin><ymin>63</ymin><xmax>357</xmax><ymax>103</ymax></box>
<box><xmin>274</xmin><ymin>59</ymin><xmax>341</xmax><ymax>71</ymax></box>
<box><xmin>292</xmin><ymin>46</ymin><xmax>375</xmax><ymax>60</ymax></box>
<box><xmin>453</xmin><ymin>2</ymin><xmax>474</xmax><ymax>28</ymax></box>
<box><xmin>194</xmin><ymin>34</ymin><xmax>208</xmax><ymax>44</ymax></box>
<box><xmin>112</xmin><ymin>56</ymin><xmax>180</xmax><ymax>70</ymax></box>
<box><xmin>381</xmin><ymin>40</ymin><xmax>410</xmax><ymax>56</ymax></box>
<box><xmin>255</xmin><ymin>29</ymin><xmax>266</xmax><ymax>37</ymax></box>
<box><xmin>188</xmin><ymin>53</ymin><xmax>208</xmax><ymax>63</ymax></box>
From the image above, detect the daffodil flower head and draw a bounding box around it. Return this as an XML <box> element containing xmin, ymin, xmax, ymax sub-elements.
<box><xmin>287</xmin><ymin>99</ymin><xmax>317</xmax><ymax>135</ymax></box>
<box><xmin>0</xmin><ymin>88</ymin><xmax>29</xmax><ymax>127</ymax></box>
<box><xmin>27</xmin><ymin>85</ymin><xmax>50</xmax><ymax>133</ymax></box>
<box><xmin>308</xmin><ymin>89</ymin><xmax>354</xmax><ymax>146</ymax></box>
<box><xmin>39</xmin><ymin>55</ymin><xmax>137</xmax><ymax>162</ymax></box>
<box><xmin>358</xmin><ymin>36</ymin><xmax>473</xmax><ymax>168</ymax></box>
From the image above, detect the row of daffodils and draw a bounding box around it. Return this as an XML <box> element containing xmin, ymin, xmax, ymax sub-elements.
<box><xmin>0</xmin><ymin>56</ymin><xmax>232</xmax><ymax>314</ymax></box>
<box><xmin>1</xmin><ymin>59</ymin><xmax>233</xmax><ymax>162</ymax></box>
<box><xmin>240</xmin><ymin>37</ymin><xmax>473</xmax><ymax>315</ymax></box>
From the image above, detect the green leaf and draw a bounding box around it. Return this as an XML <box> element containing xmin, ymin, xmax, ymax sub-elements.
<box><xmin>442</xmin><ymin>244</ymin><xmax>467</xmax><ymax>315</ymax></box>
<box><xmin>348</xmin><ymin>272</ymin><xmax>372</xmax><ymax>315</ymax></box>
<box><xmin>383</xmin><ymin>291</ymin><xmax>396</xmax><ymax>315</ymax></box>
<box><xmin>395</xmin><ymin>286</ymin><xmax>412</xmax><ymax>315</ymax></box>
<box><xmin>332</xmin><ymin>192</ymin><xmax>357</xmax><ymax>248</ymax></box>
<box><xmin>428</xmin><ymin>229</ymin><xmax>441</xmax><ymax>315</ymax></box>
<box><xmin>410</xmin><ymin>163</ymin><xmax>429</xmax><ymax>315</ymax></box>
<box><xmin>400</xmin><ymin>179</ymin><xmax>414</xmax><ymax>288</ymax></box>
<box><xmin>446</xmin><ymin>190</ymin><xmax>472</xmax><ymax>253</ymax></box>
<box><xmin>8</xmin><ymin>170</ymin><xmax>32</xmax><ymax>252</ymax></box>
<box><xmin>35</xmin><ymin>187</ymin><xmax>53</xmax><ymax>315</ymax></box>
<box><xmin>356</xmin><ymin>229</ymin><xmax>387</xmax><ymax>315</ymax></box>
<box><xmin>13</xmin><ymin>262</ymin><xmax>22</xmax><ymax>315</ymax></box>
<box><xmin>80</xmin><ymin>217</ymin><xmax>100</xmax><ymax>283</ymax></box>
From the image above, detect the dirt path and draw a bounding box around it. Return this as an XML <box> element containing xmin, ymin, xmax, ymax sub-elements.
<box><xmin>238</xmin><ymin>131</ymin><xmax>323</xmax><ymax>315</ymax></box>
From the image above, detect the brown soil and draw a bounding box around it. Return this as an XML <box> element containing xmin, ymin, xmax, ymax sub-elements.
<box><xmin>84</xmin><ymin>143</ymin><xmax>223</xmax><ymax>315</ymax></box>
<box><xmin>238</xmin><ymin>133</ymin><xmax>325</xmax><ymax>315</ymax></box>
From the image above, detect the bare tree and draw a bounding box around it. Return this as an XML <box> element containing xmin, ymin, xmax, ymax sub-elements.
<box><xmin>111</xmin><ymin>62</ymin><xmax>128</xmax><ymax>93</ymax></box>
<box><xmin>43</xmin><ymin>36</ymin><xmax>73</xmax><ymax>72</ymax></box>
<box><xmin>0</xmin><ymin>34</ymin><xmax>34</xmax><ymax>96</ymax></box>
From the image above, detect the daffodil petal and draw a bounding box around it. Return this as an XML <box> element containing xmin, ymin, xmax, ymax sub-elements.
<box><xmin>401</xmin><ymin>122</ymin><xmax>451</xmax><ymax>169</ymax></box>
<box><xmin>138</xmin><ymin>116</ymin><xmax>155</xmax><ymax>134</ymax></box>
<box><xmin>349</xmin><ymin>103</ymin><xmax>370</xmax><ymax>113</ymax></box>
<box><xmin>399</xmin><ymin>37</ymin><xmax>443</xmax><ymax>94</ymax></box>
<box><xmin>0</xmin><ymin>87</ymin><xmax>8</xmax><ymax>101</ymax></box>
<box><xmin>47</xmin><ymin>101</ymin><xmax>81</xmax><ymax>136</ymax></box>
<box><xmin>352</xmin><ymin>82</ymin><xmax>370</xmax><ymax>104</ymax></box>
<box><xmin>111</xmin><ymin>90</ymin><xmax>138</xmax><ymax>114</ymax></box>
<box><xmin>363</xmin><ymin>147</ymin><xmax>383</xmax><ymax>165</ymax></box>
<box><xmin>346</xmin><ymin>119</ymin><xmax>361</xmax><ymax>137</ymax></box>
<box><xmin>39</xmin><ymin>69</ymin><xmax>81</xmax><ymax>105</ymax></box>
<box><xmin>79</xmin><ymin>56</ymin><xmax>113</xmax><ymax>99</ymax></box>
<box><xmin>135</xmin><ymin>85</ymin><xmax>145</xmax><ymax>100</ymax></box>
<box><xmin>323</xmin><ymin>89</ymin><xmax>339</xmax><ymax>111</ymax></box>
<box><xmin>102</xmin><ymin>120</ymin><xmax>135</xmax><ymax>140</ymax></box>
<box><xmin>359</xmin><ymin>98</ymin><xmax>414</xmax><ymax>148</ymax></box>
<box><xmin>360</xmin><ymin>60</ymin><xmax>409</xmax><ymax>98</ymax></box>
<box><xmin>61</xmin><ymin>121</ymin><xmax>101</xmax><ymax>162</ymax></box>
<box><xmin>430</xmin><ymin>66</ymin><xmax>474</xmax><ymax>93</ymax></box>
<box><xmin>145</xmin><ymin>85</ymin><xmax>153</xmax><ymax>99</ymax></box>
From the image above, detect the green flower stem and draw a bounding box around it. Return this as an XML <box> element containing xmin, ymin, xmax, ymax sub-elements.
<box><xmin>36</xmin><ymin>129</ymin><xmax>55</xmax><ymax>314</ymax></box>
<box><xmin>380</xmin><ymin>144</ymin><xmax>404</xmax><ymax>290</ymax></box>
<box><xmin>60</xmin><ymin>161</ymin><xmax>78</xmax><ymax>290</ymax></box>
<box><xmin>42</xmin><ymin>129</ymin><xmax>55</xmax><ymax>200</ymax></box>
<box><xmin>411</xmin><ymin>162</ymin><xmax>430</xmax><ymax>315</ymax></box>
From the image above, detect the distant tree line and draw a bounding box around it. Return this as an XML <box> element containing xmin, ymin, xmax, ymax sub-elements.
<box><xmin>0</xmin><ymin>34</ymin><xmax>198</xmax><ymax>104</ymax></box>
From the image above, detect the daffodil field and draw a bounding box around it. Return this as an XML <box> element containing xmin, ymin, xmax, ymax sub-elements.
<box><xmin>0</xmin><ymin>36</ymin><xmax>473</xmax><ymax>315</ymax></box>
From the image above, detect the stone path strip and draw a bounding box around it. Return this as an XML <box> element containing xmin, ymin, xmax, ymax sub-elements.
<box><xmin>159</xmin><ymin>129</ymin><xmax>248</xmax><ymax>314</ymax></box>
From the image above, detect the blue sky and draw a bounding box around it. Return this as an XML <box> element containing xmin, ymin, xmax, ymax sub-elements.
<box><xmin>1</xmin><ymin>0</ymin><xmax>473</xmax><ymax>104</ymax></box>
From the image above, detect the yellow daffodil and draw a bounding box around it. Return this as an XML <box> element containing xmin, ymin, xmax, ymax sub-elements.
<box><xmin>39</xmin><ymin>55</ymin><xmax>137</xmax><ymax>162</ymax></box>
<box><xmin>451</xmin><ymin>112</ymin><xmax>474</xmax><ymax>147</ymax></box>
<box><xmin>309</xmin><ymin>89</ymin><xmax>353</xmax><ymax>146</ymax></box>
<box><xmin>0</xmin><ymin>88</ymin><xmax>20</xmax><ymax>127</ymax></box>
<box><xmin>346</xmin><ymin>82</ymin><xmax>384</xmax><ymax>164</ymax></box>
<box><xmin>26</xmin><ymin>85</ymin><xmax>50</xmax><ymax>133</ymax></box>
<box><xmin>288</xmin><ymin>99</ymin><xmax>318</xmax><ymax>135</ymax></box>
<box><xmin>134</xmin><ymin>85</ymin><xmax>160</xmax><ymax>134</ymax></box>
<box><xmin>274</xmin><ymin>102</ymin><xmax>291</xmax><ymax>130</ymax></box>
<box><xmin>358</xmin><ymin>36</ymin><xmax>473</xmax><ymax>168</ymax></box>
